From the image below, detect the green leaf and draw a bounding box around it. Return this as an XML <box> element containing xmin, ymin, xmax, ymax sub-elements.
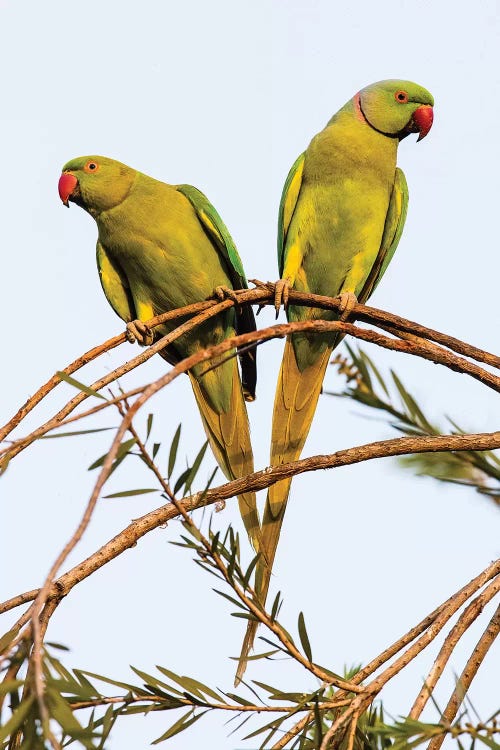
<box><xmin>0</xmin><ymin>627</ymin><xmax>19</xmax><ymax>652</ymax></box>
<box><xmin>88</xmin><ymin>437</ymin><xmax>137</xmax><ymax>472</ymax></box>
<box><xmin>152</xmin><ymin>708</ymin><xmax>206</xmax><ymax>743</ymax></box>
<box><xmin>242</xmin><ymin>553</ymin><xmax>260</xmax><ymax>590</ymax></box>
<box><xmin>229</xmin><ymin>649</ymin><xmax>280</xmax><ymax>662</ymax></box>
<box><xmin>46</xmin><ymin>687</ymin><xmax>95</xmax><ymax>748</ymax></box>
<box><xmin>475</xmin><ymin>735</ymin><xmax>500</xmax><ymax>749</ymax></box>
<box><xmin>391</xmin><ymin>371</ymin><xmax>434</xmax><ymax>432</ymax></box>
<box><xmin>298</xmin><ymin>612</ymin><xmax>313</xmax><ymax>662</ymax></box>
<box><xmin>146</xmin><ymin>413</ymin><xmax>154</xmax><ymax>440</ymax></box>
<box><xmin>152</xmin><ymin>442</ymin><xmax>161</xmax><ymax>459</ymax></box>
<box><xmin>78</xmin><ymin>670</ymin><xmax>141</xmax><ymax>693</ymax></box>
<box><xmin>213</xmin><ymin>588</ymin><xmax>246</xmax><ymax>610</ymax></box>
<box><xmin>0</xmin><ymin>679</ymin><xmax>23</xmax><ymax>697</ymax></box>
<box><xmin>173</xmin><ymin>467</ymin><xmax>192</xmax><ymax>494</ymax></box>
<box><xmin>0</xmin><ymin>696</ymin><xmax>35</xmax><ymax>743</ymax></box>
<box><xmin>231</xmin><ymin>612</ymin><xmax>260</xmax><ymax>621</ymax></box>
<box><xmin>360</xmin><ymin>348</ymin><xmax>390</xmax><ymax>397</ymax></box>
<box><xmin>168</xmin><ymin>424</ymin><xmax>182</xmax><ymax>478</ymax></box>
<box><xmin>103</xmin><ymin>488</ymin><xmax>158</xmax><ymax>498</ymax></box>
<box><xmin>40</xmin><ymin>427</ymin><xmax>115</xmax><ymax>439</ymax></box>
<box><xmin>184</xmin><ymin>441</ymin><xmax>209</xmax><ymax>493</ymax></box>
<box><xmin>56</xmin><ymin>371</ymin><xmax>107</xmax><ymax>400</ymax></box>
<box><xmin>270</xmin><ymin>591</ymin><xmax>282</xmax><ymax>622</ymax></box>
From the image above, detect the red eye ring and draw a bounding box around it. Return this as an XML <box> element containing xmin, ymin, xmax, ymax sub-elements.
<box><xmin>395</xmin><ymin>90</ymin><xmax>409</xmax><ymax>104</ymax></box>
<box><xmin>84</xmin><ymin>160</ymin><xmax>99</xmax><ymax>173</ymax></box>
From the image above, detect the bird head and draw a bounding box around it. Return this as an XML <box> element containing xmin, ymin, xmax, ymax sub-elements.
<box><xmin>357</xmin><ymin>79</ymin><xmax>434</xmax><ymax>141</ymax></box>
<box><xmin>58</xmin><ymin>156</ymin><xmax>136</xmax><ymax>214</ymax></box>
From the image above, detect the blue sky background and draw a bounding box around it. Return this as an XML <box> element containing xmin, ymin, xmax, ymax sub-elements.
<box><xmin>1</xmin><ymin>1</ymin><xmax>499</xmax><ymax>748</ymax></box>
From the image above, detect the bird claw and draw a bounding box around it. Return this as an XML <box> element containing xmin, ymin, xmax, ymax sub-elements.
<box><xmin>126</xmin><ymin>320</ymin><xmax>154</xmax><ymax>346</ymax></box>
<box><xmin>337</xmin><ymin>292</ymin><xmax>358</xmax><ymax>321</ymax></box>
<box><xmin>274</xmin><ymin>278</ymin><xmax>291</xmax><ymax>317</ymax></box>
<box><xmin>248</xmin><ymin>278</ymin><xmax>270</xmax><ymax>290</ymax></box>
<box><xmin>213</xmin><ymin>285</ymin><xmax>239</xmax><ymax>303</ymax></box>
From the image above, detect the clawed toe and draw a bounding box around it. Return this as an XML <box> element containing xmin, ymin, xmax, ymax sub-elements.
<box><xmin>126</xmin><ymin>320</ymin><xmax>154</xmax><ymax>346</ymax></box>
<box><xmin>274</xmin><ymin>278</ymin><xmax>291</xmax><ymax>317</ymax></box>
<box><xmin>337</xmin><ymin>292</ymin><xmax>358</xmax><ymax>320</ymax></box>
<box><xmin>213</xmin><ymin>285</ymin><xmax>239</xmax><ymax>303</ymax></box>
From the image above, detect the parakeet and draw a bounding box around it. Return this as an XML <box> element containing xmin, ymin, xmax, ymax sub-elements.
<box><xmin>236</xmin><ymin>79</ymin><xmax>434</xmax><ymax>683</ymax></box>
<box><xmin>58</xmin><ymin>156</ymin><xmax>260</xmax><ymax>550</ymax></box>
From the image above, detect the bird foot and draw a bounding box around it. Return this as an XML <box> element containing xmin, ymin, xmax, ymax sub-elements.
<box><xmin>248</xmin><ymin>279</ymin><xmax>271</xmax><ymax>315</ymax></box>
<box><xmin>274</xmin><ymin>278</ymin><xmax>291</xmax><ymax>317</ymax></box>
<box><xmin>213</xmin><ymin>285</ymin><xmax>239</xmax><ymax>303</ymax></box>
<box><xmin>126</xmin><ymin>320</ymin><xmax>154</xmax><ymax>346</ymax></box>
<box><xmin>248</xmin><ymin>278</ymin><xmax>270</xmax><ymax>290</ymax></box>
<box><xmin>337</xmin><ymin>292</ymin><xmax>358</xmax><ymax>320</ymax></box>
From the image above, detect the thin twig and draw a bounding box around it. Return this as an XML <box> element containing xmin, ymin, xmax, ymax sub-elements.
<box><xmin>270</xmin><ymin>710</ymin><xmax>314</xmax><ymax>749</ymax></box>
<box><xmin>120</xmin><ymin>406</ymin><xmax>360</xmax><ymax>692</ymax></box>
<box><xmin>409</xmin><ymin>585</ymin><xmax>499</xmax><ymax>719</ymax></box>
<box><xmin>2</xmin><ymin>437</ymin><xmax>498</xmax><ymax>622</ymax></box>
<box><xmin>319</xmin><ymin>577</ymin><xmax>500</xmax><ymax>749</ymax></box>
<box><xmin>427</xmin><ymin>604</ymin><xmax>500</xmax><ymax>750</ymax></box>
<box><xmin>2</xmin><ymin>316</ymin><xmax>498</xmax><ymax>473</ymax></box>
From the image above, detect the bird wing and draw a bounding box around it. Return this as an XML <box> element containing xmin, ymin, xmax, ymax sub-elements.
<box><xmin>177</xmin><ymin>184</ymin><xmax>257</xmax><ymax>400</ymax></box>
<box><xmin>358</xmin><ymin>167</ymin><xmax>409</xmax><ymax>303</ymax></box>
<box><xmin>277</xmin><ymin>152</ymin><xmax>306</xmax><ymax>277</ymax></box>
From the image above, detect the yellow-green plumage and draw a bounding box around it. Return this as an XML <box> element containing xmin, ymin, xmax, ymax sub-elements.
<box><xmin>236</xmin><ymin>79</ymin><xmax>433</xmax><ymax>684</ymax></box>
<box><xmin>60</xmin><ymin>156</ymin><xmax>260</xmax><ymax>551</ymax></box>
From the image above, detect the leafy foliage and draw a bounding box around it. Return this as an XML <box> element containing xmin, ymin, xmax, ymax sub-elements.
<box><xmin>1</xmin><ymin>334</ymin><xmax>498</xmax><ymax>748</ymax></box>
<box><xmin>329</xmin><ymin>345</ymin><xmax>500</xmax><ymax>503</ymax></box>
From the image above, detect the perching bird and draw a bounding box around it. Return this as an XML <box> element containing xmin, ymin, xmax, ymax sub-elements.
<box><xmin>58</xmin><ymin>156</ymin><xmax>260</xmax><ymax>551</ymax></box>
<box><xmin>236</xmin><ymin>79</ymin><xmax>434</xmax><ymax>683</ymax></box>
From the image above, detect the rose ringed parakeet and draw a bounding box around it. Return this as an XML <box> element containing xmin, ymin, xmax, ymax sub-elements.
<box><xmin>58</xmin><ymin>156</ymin><xmax>261</xmax><ymax>551</ymax></box>
<box><xmin>236</xmin><ymin>79</ymin><xmax>434</xmax><ymax>683</ymax></box>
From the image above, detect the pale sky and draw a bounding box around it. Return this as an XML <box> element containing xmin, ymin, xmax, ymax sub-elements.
<box><xmin>1</xmin><ymin>1</ymin><xmax>499</xmax><ymax>748</ymax></box>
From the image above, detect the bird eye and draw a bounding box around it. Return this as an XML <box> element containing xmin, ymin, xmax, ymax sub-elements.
<box><xmin>395</xmin><ymin>90</ymin><xmax>409</xmax><ymax>103</ymax></box>
<box><xmin>84</xmin><ymin>161</ymin><xmax>99</xmax><ymax>173</ymax></box>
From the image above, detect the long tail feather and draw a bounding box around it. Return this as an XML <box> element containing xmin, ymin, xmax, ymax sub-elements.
<box><xmin>188</xmin><ymin>360</ymin><xmax>261</xmax><ymax>553</ymax></box>
<box><xmin>235</xmin><ymin>338</ymin><xmax>331</xmax><ymax>684</ymax></box>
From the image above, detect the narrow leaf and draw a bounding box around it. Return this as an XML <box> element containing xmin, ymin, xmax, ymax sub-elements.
<box><xmin>56</xmin><ymin>371</ymin><xmax>107</xmax><ymax>400</ymax></box>
<box><xmin>103</xmin><ymin>488</ymin><xmax>157</xmax><ymax>499</ymax></box>
<box><xmin>168</xmin><ymin>424</ymin><xmax>182</xmax><ymax>478</ymax></box>
<box><xmin>40</xmin><ymin>427</ymin><xmax>115</xmax><ymax>439</ymax></box>
<box><xmin>184</xmin><ymin>441</ymin><xmax>209</xmax><ymax>492</ymax></box>
<box><xmin>297</xmin><ymin>612</ymin><xmax>313</xmax><ymax>662</ymax></box>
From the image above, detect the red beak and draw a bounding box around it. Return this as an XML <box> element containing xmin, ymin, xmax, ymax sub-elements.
<box><xmin>58</xmin><ymin>172</ymin><xmax>78</xmax><ymax>206</ymax></box>
<box><xmin>412</xmin><ymin>105</ymin><xmax>434</xmax><ymax>141</ymax></box>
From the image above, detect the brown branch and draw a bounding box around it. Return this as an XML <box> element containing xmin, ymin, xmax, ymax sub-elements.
<box><xmin>2</xmin><ymin>434</ymin><xmax>499</xmax><ymax>622</ymax></box>
<box><xmin>2</xmin><ymin>315</ymin><xmax>499</xmax><ymax>475</ymax></box>
<box><xmin>120</xmin><ymin>406</ymin><xmax>360</xmax><ymax>692</ymax></box>
<box><xmin>0</xmin><ymin>298</ymin><xmax>236</xmax><ymax>466</ymax></box>
<box><xmin>346</xmin><ymin>559</ymin><xmax>500</xmax><ymax>689</ymax></box>
<box><xmin>427</xmin><ymin>603</ymin><xmax>500</xmax><ymax>750</ymax></box>
<box><xmin>1</xmin><ymin>286</ymin><xmax>498</xmax><ymax>746</ymax></box>
<box><xmin>2</xmin><ymin>284</ymin><xmax>498</xmax><ymax>457</ymax></box>
<box><xmin>270</xmin><ymin>710</ymin><xmax>314</xmax><ymax>749</ymax></box>
<box><xmin>319</xmin><ymin>576</ymin><xmax>500</xmax><ymax>749</ymax></box>
<box><xmin>69</xmin><ymin>694</ymin><xmax>343</xmax><ymax>714</ymax></box>
<box><xmin>409</xmin><ymin>585</ymin><xmax>499</xmax><ymax>719</ymax></box>
<box><xmin>0</xmin><ymin>297</ymin><xmax>231</xmax><ymax>444</ymax></box>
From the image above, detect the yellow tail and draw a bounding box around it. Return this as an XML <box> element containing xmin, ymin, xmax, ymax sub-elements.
<box><xmin>188</xmin><ymin>359</ymin><xmax>261</xmax><ymax>553</ymax></box>
<box><xmin>235</xmin><ymin>337</ymin><xmax>331</xmax><ymax>684</ymax></box>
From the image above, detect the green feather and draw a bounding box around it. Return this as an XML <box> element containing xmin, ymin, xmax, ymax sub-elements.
<box><xmin>236</xmin><ymin>78</ymin><xmax>433</xmax><ymax>685</ymax></box>
<box><xmin>61</xmin><ymin>155</ymin><xmax>261</xmax><ymax>551</ymax></box>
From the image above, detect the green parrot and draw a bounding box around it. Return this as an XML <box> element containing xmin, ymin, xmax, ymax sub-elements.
<box><xmin>236</xmin><ymin>79</ymin><xmax>434</xmax><ymax>683</ymax></box>
<box><xmin>58</xmin><ymin>156</ymin><xmax>261</xmax><ymax>551</ymax></box>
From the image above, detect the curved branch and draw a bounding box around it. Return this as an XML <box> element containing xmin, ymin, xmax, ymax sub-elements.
<box><xmin>2</xmin><ymin>432</ymin><xmax>498</xmax><ymax>618</ymax></box>
<box><xmin>2</xmin><ymin>316</ymin><xmax>498</xmax><ymax>472</ymax></box>
<box><xmin>427</xmin><ymin>604</ymin><xmax>500</xmax><ymax>750</ymax></box>
<box><xmin>2</xmin><ymin>284</ymin><xmax>497</xmax><ymax>449</ymax></box>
